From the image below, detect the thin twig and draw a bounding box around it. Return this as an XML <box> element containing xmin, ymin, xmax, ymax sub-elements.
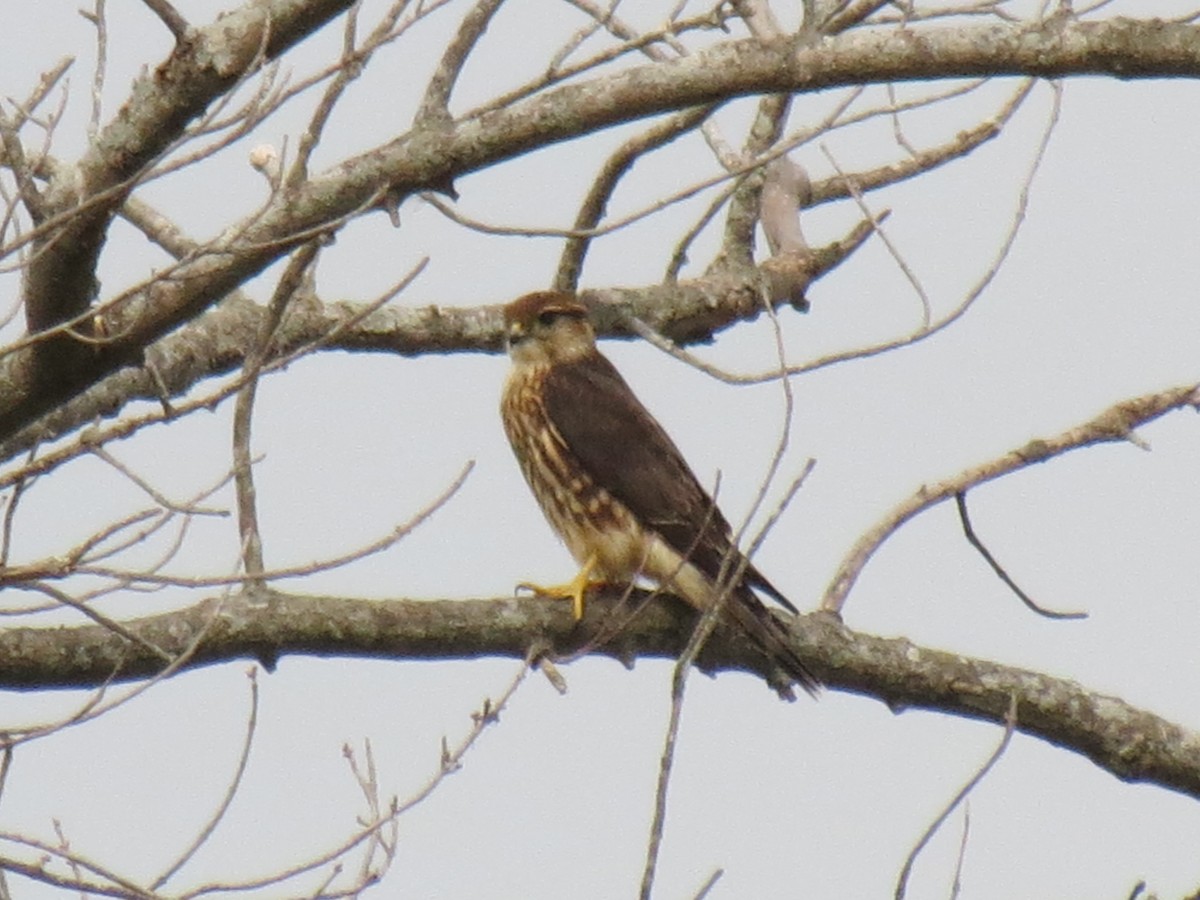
<box><xmin>0</xmin><ymin>744</ymin><xmax>12</xmax><ymax>801</ymax></box>
<box><xmin>152</xmin><ymin>668</ymin><xmax>259</xmax><ymax>890</ymax></box>
<box><xmin>822</xmin><ymin>142</ymin><xmax>932</xmax><ymax>329</ymax></box>
<box><xmin>344</xmin><ymin>738</ymin><xmax>398</xmax><ymax>888</ymax></box>
<box><xmin>0</xmin><ymin>459</ymin><xmax>34</xmax><ymax>569</ymax></box>
<box><xmin>73</xmin><ymin>465</ymin><xmax>235</xmax><ymax>579</ymax></box>
<box><xmin>693</xmin><ymin>868</ymin><xmax>724</xmax><ymax>899</ymax></box>
<box><xmin>83</xmin><ymin>0</ymin><xmax>108</xmax><ymax>142</ymax></box>
<box><xmin>233</xmin><ymin>240</ymin><xmax>323</xmax><ymax>583</ymax></box>
<box><xmin>824</xmin><ymin>0</ymin><xmax>895</xmax><ymax>32</ymax></box>
<box><xmin>87</xmin><ymin>447</ymin><xmax>225</xmax><ymax>516</ymax></box>
<box><xmin>140</xmin><ymin>0</ymin><xmax>191</xmax><ymax>41</ymax></box>
<box><xmin>885</xmin><ymin>83</ymin><xmax>921</xmax><ymax>157</ymax></box>
<box><xmin>950</xmin><ymin>805</ymin><xmax>970</xmax><ymax>900</ymax></box>
<box><xmin>0</xmin><ymin>829</ymin><xmax>154</xmax><ymax>898</ymax></box>
<box><xmin>287</xmin><ymin>0</ymin><xmax>421</xmax><ymax>190</ymax></box>
<box><xmin>17</xmin><ymin>582</ymin><xmax>173</xmax><ymax>663</ymax></box>
<box><xmin>75</xmin><ymin>459</ymin><xmax>474</xmax><ymax>589</ymax></box>
<box><xmin>641</xmin><ymin>352</ymin><xmax>816</xmax><ymax>897</ymax></box>
<box><xmin>644</xmin><ymin>80</ymin><xmax>1043</xmax><ymax>388</ymax></box>
<box><xmin>0</xmin><ymin>115</ymin><xmax>46</xmax><ymax>224</ymax></box>
<box><xmin>416</xmin><ymin>0</ymin><xmax>506</xmax><ymax>124</ymax></box>
<box><xmin>0</xmin><ymin>572</ymin><xmax>246</xmax><ymax>754</ymax></box>
<box><xmin>0</xmin><ymin>10</ymin><xmax>282</xmax><ymax>278</ymax></box>
<box><xmin>955</xmin><ymin>491</ymin><xmax>1087</xmax><ymax>620</ymax></box>
<box><xmin>663</xmin><ymin>182</ymin><xmax>737</xmax><ymax>283</ymax></box>
<box><xmin>895</xmin><ymin>694</ymin><xmax>1018</xmax><ymax>900</ymax></box>
<box><xmin>392</xmin><ymin>659</ymin><xmax>530</xmax><ymax>818</ymax></box>
<box><xmin>4</xmin><ymin>56</ymin><xmax>74</xmax><ymax>133</ymax></box>
<box><xmin>549</xmin><ymin>0</ymin><xmax>739</xmax><ymax>167</ymax></box>
<box><xmin>638</xmin><ymin>619</ymin><xmax>694</xmax><ymax>900</ymax></box>
<box><xmin>546</xmin><ymin>0</ymin><xmax>617</xmax><ymax>73</ymax></box>
<box><xmin>822</xmin><ymin>384</ymin><xmax>1200</xmax><ymax>614</ymax></box>
<box><xmin>555</xmin><ymin>104</ymin><xmax>716</xmax><ymax>291</ymax></box>
<box><xmin>636</xmin><ymin>474</ymin><xmax>734</xmax><ymax>900</ymax></box>
<box><xmin>794</xmin><ymin>79</ymin><xmax>1028</xmax><ymax>210</ymax></box>
<box><xmin>287</xmin><ymin>1</ymin><xmax>365</xmax><ymax>189</ymax></box>
<box><xmin>734</xmin><ymin>271</ymin><xmax>807</xmax><ymax>554</ymax></box>
<box><xmin>0</xmin><ymin>258</ymin><xmax>428</xmax><ymax>491</ymax></box>
<box><xmin>52</xmin><ymin>820</ymin><xmax>87</xmax><ymax>897</ymax></box>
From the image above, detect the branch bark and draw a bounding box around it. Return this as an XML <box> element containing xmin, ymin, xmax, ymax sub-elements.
<box><xmin>822</xmin><ymin>383</ymin><xmax>1200</xmax><ymax>613</ymax></box>
<box><xmin>17</xmin><ymin>0</ymin><xmax>356</xmax><ymax>421</ymax></box>
<box><xmin>6</xmin><ymin>588</ymin><xmax>1199</xmax><ymax>802</ymax></box>
<box><xmin>0</xmin><ymin>218</ymin><xmax>874</xmax><ymax>465</ymax></box>
<box><xmin>3</xmin><ymin>15</ymin><xmax>1198</xmax><ymax>440</ymax></box>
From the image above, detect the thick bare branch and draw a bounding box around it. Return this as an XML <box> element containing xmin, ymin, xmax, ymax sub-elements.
<box><xmin>3</xmin><ymin>589</ymin><xmax>1199</xmax><ymax>802</ymax></box>
<box><xmin>2</xmin><ymin>15</ymin><xmax>1197</xmax><ymax>440</ymax></box>
<box><xmin>14</xmin><ymin>0</ymin><xmax>356</xmax><ymax>428</ymax></box>
<box><xmin>0</xmin><ymin>221</ymin><xmax>867</xmax><ymax>463</ymax></box>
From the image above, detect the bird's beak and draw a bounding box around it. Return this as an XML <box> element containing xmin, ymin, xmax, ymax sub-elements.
<box><xmin>506</xmin><ymin>322</ymin><xmax>527</xmax><ymax>349</ymax></box>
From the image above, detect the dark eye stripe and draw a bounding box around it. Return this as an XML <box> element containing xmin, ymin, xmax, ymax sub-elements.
<box><xmin>536</xmin><ymin>306</ymin><xmax>587</xmax><ymax>327</ymax></box>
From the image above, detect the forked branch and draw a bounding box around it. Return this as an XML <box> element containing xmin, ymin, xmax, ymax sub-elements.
<box><xmin>821</xmin><ymin>384</ymin><xmax>1200</xmax><ymax>614</ymax></box>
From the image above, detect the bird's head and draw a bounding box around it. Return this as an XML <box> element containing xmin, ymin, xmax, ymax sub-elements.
<box><xmin>503</xmin><ymin>291</ymin><xmax>597</xmax><ymax>367</ymax></box>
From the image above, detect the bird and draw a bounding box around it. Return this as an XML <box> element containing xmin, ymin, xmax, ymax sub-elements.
<box><xmin>499</xmin><ymin>290</ymin><xmax>818</xmax><ymax>696</ymax></box>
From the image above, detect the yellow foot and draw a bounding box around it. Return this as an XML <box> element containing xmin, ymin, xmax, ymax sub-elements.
<box><xmin>518</xmin><ymin>555</ymin><xmax>599</xmax><ymax>620</ymax></box>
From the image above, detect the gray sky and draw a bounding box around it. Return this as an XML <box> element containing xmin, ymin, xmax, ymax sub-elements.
<box><xmin>1</xmin><ymin>1</ymin><xmax>1199</xmax><ymax>897</ymax></box>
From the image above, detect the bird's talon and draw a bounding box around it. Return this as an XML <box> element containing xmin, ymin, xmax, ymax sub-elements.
<box><xmin>516</xmin><ymin>580</ymin><xmax>589</xmax><ymax>620</ymax></box>
<box><xmin>516</xmin><ymin>555</ymin><xmax>599</xmax><ymax>621</ymax></box>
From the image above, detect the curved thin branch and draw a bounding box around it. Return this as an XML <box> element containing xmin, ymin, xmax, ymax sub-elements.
<box><xmin>232</xmin><ymin>240</ymin><xmax>323</xmax><ymax>583</ymax></box>
<box><xmin>632</xmin><ymin>78</ymin><xmax>1050</xmax><ymax>388</ymax></box>
<box><xmin>151</xmin><ymin>669</ymin><xmax>259</xmax><ymax>890</ymax></box>
<box><xmin>821</xmin><ymin>383</ymin><xmax>1200</xmax><ymax>614</ymax></box>
<box><xmin>554</xmin><ymin>104</ymin><xmax>717</xmax><ymax>292</ymax></box>
<box><xmin>955</xmin><ymin>491</ymin><xmax>1087</xmax><ymax>620</ymax></box>
<box><xmin>416</xmin><ymin>0</ymin><xmax>506</xmax><ymax>125</ymax></box>
<box><xmin>895</xmin><ymin>695</ymin><xmax>1018</xmax><ymax>900</ymax></box>
<box><xmin>140</xmin><ymin>0</ymin><xmax>191</xmax><ymax>42</ymax></box>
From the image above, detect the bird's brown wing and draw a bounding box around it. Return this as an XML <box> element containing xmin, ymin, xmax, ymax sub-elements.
<box><xmin>541</xmin><ymin>353</ymin><xmax>796</xmax><ymax>613</ymax></box>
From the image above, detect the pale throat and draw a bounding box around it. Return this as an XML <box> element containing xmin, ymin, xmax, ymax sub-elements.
<box><xmin>506</xmin><ymin>326</ymin><xmax>595</xmax><ymax>368</ymax></box>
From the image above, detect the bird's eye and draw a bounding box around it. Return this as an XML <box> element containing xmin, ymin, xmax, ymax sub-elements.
<box><xmin>537</xmin><ymin>310</ymin><xmax>560</xmax><ymax>327</ymax></box>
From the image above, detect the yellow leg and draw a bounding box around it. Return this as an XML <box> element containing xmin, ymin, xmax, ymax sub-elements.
<box><xmin>518</xmin><ymin>554</ymin><xmax>599</xmax><ymax>620</ymax></box>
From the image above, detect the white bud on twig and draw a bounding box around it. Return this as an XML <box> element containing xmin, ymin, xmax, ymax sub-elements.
<box><xmin>249</xmin><ymin>144</ymin><xmax>281</xmax><ymax>189</ymax></box>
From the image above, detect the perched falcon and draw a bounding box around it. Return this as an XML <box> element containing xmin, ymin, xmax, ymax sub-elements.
<box><xmin>500</xmin><ymin>291</ymin><xmax>818</xmax><ymax>696</ymax></box>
